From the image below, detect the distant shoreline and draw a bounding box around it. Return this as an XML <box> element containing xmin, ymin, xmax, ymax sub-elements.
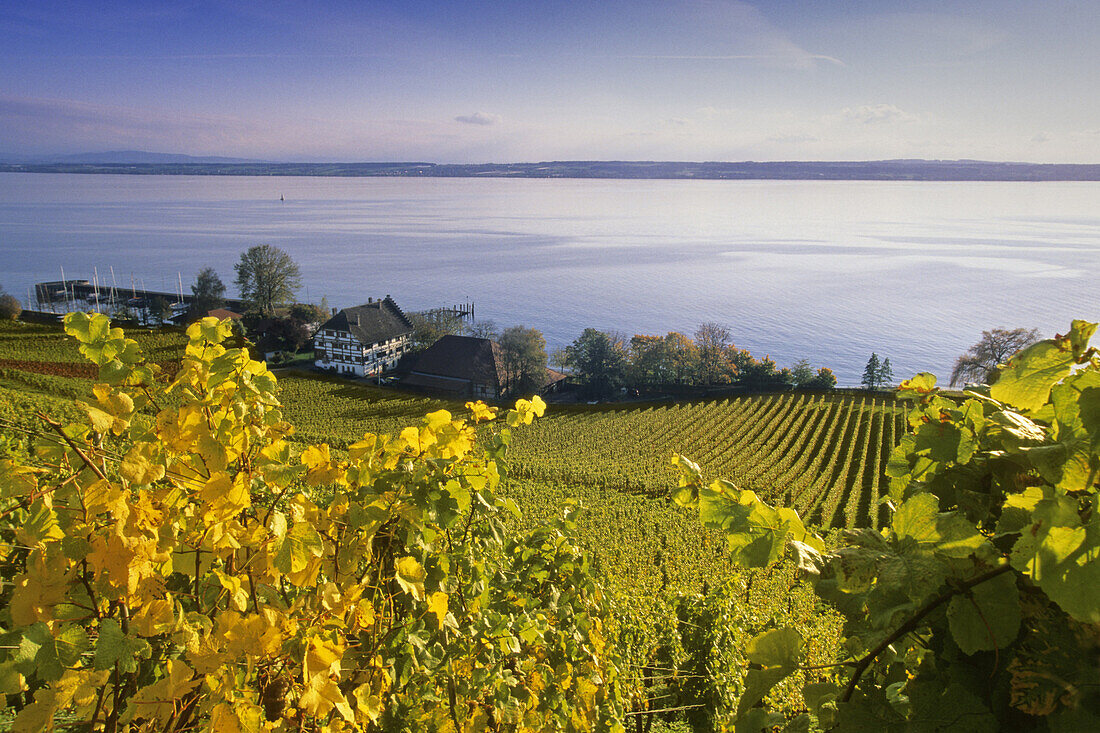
<box><xmin>3</xmin><ymin>159</ymin><xmax>1100</xmax><ymax>181</ymax></box>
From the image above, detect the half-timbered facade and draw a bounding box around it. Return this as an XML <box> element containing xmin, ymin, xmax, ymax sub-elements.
<box><xmin>313</xmin><ymin>297</ymin><xmax>414</xmax><ymax>377</ymax></box>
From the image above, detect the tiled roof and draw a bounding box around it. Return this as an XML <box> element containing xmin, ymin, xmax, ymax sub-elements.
<box><xmin>408</xmin><ymin>335</ymin><xmax>503</xmax><ymax>388</ymax></box>
<box><xmin>318</xmin><ymin>297</ymin><xmax>413</xmax><ymax>346</ymax></box>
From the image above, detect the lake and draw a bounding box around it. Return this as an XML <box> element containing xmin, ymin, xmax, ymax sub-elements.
<box><xmin>2</xmin><ymin>172</ymin><xmax>1098</xmax><ymax>385</ymax></box>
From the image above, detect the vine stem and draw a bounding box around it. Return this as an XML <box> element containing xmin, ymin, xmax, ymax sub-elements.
<box><xmin>840</xmin><ymin>564</ymin><xmax>1012</xmax><ymax>703</ymax></box>
<box><xmin>37</xmin><ymin>412</ymin><xmax>109</xmax><ymax>482</ymax></box>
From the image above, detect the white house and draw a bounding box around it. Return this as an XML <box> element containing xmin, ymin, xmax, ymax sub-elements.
<box><xmin>313</xmin><ymin>297</ymin><xmax>414</xmax><ymax>377</ymax></box>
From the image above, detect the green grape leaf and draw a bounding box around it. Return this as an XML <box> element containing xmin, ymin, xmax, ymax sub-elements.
<box><xmin>947</xmin><ymin>571</ymin><xmax>1021</xmax><ymax>654</ymax></box>
<box><xmin>908</xmin><ymin>680</ymin><xmax>998</xmax><ymax>732</ymax></box>
<box><xmin>990</xmin><ymin>339</ymin><xmax>1077</xmax><ymax>413</ymax></box>
<box><xmin>1076</xmin><ymin>384</ymin><xmax>1100</xmax><ymax>453</ymax></box>
<box><xmin>737</xmin><ymin>667</ymin><xmax>789</xmax><ymax>717</ymax></box>
<box><xmin>93</xmin><ymin>619</ymin><xmax>151</xmax><ymax>675</ymax></box>
<box><xmin>934</xmin><ymin>512</ymin><xmax>986</xmax><ymax>558</ymax></box>
<box><xmin>55</xmin><ymin>625</ymin><xmax>90</xmax><ymax>668</ymax></box>
<box><xmin>891</xmin><ymin>493</ymin><xmax>939</xmax><ymax>546</ymax></box>
<box><xmin>746</xmin><ymin>627</ymin><xmax>803</xmax><ymax>670</ymax></box>
<box><xmin>1011</xmin><ymin>518</ymin><xmax>1100</xmax><ymax>623</ymax></box>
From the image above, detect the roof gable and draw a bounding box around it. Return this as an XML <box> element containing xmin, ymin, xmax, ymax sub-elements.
<box><xmin>319</xmin><ymin>297</ymin><xmax>413</xmax><ymax>345</ymax></box>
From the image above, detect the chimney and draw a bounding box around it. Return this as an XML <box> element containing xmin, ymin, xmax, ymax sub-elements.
<box><xmin>368</xmin><ymin>297</ymin><xmax>373</xmax><ymax>303</ymax></box>
<box><xmin>331</xmin><ymin>307</ymin><xmax>337</xmax><ymax>315</ymax></box>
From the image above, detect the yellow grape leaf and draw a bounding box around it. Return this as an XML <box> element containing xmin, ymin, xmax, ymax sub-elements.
<box><xmin>425</xmin><ymin>409</ymin><xmax>453</xmax><ymax>431</ymax></box>
<box><xmin>301</xmin><ymin>444</ymin><xmax>345</xmax><ymax>486</ymax></box>
<box><xmin>355</xmin><ymin>599</ymin><xmax>376</xmax><ymax>629</ymax></box>
<box><xmin>395</xmin><ymin>556</ymin><xmax>426</xmax><ymax>601</ymax></box>
<box><xmin>130</xmin><ymin>598</ymin><xmax>177</xmax><ymax>637</ymax></box>
<box><xmin>12</xmin><ymin>670</ymin><xmax>86</xmax><ymax>733</ymax></box>
<box><xmin>87</xmin><ymin>533</ymin><xmax>139</xmax><ymax>595</ymax></box>
<box><xmin>119</xmin><ymin>443</ymin><xmax>165</xmax><ymax>486</ymax></box>
<box><xmin>428</xmin><ymin>591</ymin><xmax>448</xmax><ymax>625</ymax></box>
<box><xmin>80</xmin><ymin>402</ymin><xmax>126</xmax><ymax>436</ymax></box>
<box><xmin>123</xmin><ymin>659</ymin><xmax>197</xmax><ymax>725</ymax></box>
<box><xmin>303</xmin><ymin>635</ymin><xmax>344</xmax><ymax>682</ymax></box>
<box><xmin>353</xmin><ymin>683</ymin><xmax>384</xmax><ymax>723</ymax></box>
<box><xmin>465</xmin><ymin>400</ymin><xmax>498</xmax><ymax>422</ymax></box>
<box><xmin>9</xmin><ymin>564</ymin><xmax>68</xmax><ymax>626</ymax></box>
<box><xmin>300</xmin><ymin>673</ymin><xmax>354</xmax><ymax>722</ymax></box>
<box><xmin>200</xmin><ymin>472</ymin><xmax>251</xmax><ymax>523</ymax></box>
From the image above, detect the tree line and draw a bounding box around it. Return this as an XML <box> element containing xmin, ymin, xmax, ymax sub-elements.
<box><xmin>561</xmin><ymin>323</ymin><xmax>837</xmax><ymax>399</ymax></box>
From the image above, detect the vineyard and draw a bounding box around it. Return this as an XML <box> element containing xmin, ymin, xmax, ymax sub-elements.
<box><xmin>24</xmin><ymin>316</ymin><xmax>1100</xmax><ymax>730</ymax></box>
<box><xmin>276</xmin><ymin>372</ymin><xmax>906</xmax><ymax>530</ymax></box>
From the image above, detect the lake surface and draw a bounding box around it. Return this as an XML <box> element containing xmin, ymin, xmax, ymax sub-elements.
<box><xmin>2</xmin><ymin>172</ymin><xmax>1098</xmax><ymax>385</ymax></box>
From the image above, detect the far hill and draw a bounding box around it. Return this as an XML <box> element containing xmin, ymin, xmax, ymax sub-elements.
<box><xmin>3</xmin><ymin>150</ymin><xmax>268</xmax><ymax>165</ymax></box>
<box><xmin>2</xmin><ymin>158</ymin><xmax>1100</xmax><ymax>180</ymax></box>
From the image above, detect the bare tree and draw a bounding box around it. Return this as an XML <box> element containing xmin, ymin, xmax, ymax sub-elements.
<box><xmin>468</xmin><ymin>319</ymin><xmax>499</xmax><ymax>340</ymax></box>
<box><xmin>950</xmin><ymin>327</ymin><xmax>1042</xmax><ymax>386</ymax></box>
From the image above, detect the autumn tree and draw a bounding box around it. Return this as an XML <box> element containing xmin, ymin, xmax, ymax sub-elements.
<box><xmin>0</xmin><ymin>293</ymin><xmax>22</xmax><ymax>321</ymax></box>
<box><xmin>664</xmin><ymin>332</ymin><xmax>699</xmax><ymax>385</ymax></box>
<box><xmin>694</xmin><ymin>322</ymin><xmax>735</xmax><ymax>385</ymax></box>
<box><xmin>234</xmin><ymin>244</ymin><xmax>301</xmax><ymax>315</ymax></box>
<box><xmin>950</xmin><ymin>327</ymin><xmax>1042</xmax><ymax>386</ymax></box>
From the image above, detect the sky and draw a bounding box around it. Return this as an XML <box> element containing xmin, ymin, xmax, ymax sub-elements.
<box><xmin>1</xmin><ymin>0</ymin><xmax>1099</xmax><ymax>163</ymax></box>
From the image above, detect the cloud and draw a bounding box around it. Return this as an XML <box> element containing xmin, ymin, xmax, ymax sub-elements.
<box><xmin>840</xmin><ymin>104</ymin><xmax>917</xmax><ymax>125</ymax></box>
<box><xmin>454</xmin><ymin>112</ymin><xmax>501</xmax><ymax>126</ymax></box>
<box><xmin>613</xmin><ymin>54</ymin><xmax>843</xmax><ymax>66</ymax></box>
<box><xmin>0</xmin><ymin>94</ymin><xmax>261</xmax><ymax>153</ymax></box>
<box><xmin>767</xmin><ymin>133</ymin><xmax>819</xmax><ymax>144</ymax></box>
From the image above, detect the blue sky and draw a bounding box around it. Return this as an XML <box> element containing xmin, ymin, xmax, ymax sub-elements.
<box><xmin>2</xmin><ymin>0</ymin><xmax>1098</xmax><ymax>162</ymax></box>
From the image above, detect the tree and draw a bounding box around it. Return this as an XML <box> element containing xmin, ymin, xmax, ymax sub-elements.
<box><xmin>0</xmin><ymin>293</ymin><xmax>21</xmax><ymax>321</ymax></box>
<box><xmin>664</xmin><ymin>332</ymin><xmax>699</xmax><ymax>385</ymax></box>
<box><xmin>861</xmin><ymin>352</ymin><xmax>882</xmax><ymax>390</ymax></box>
<box><xmin>791</xmin><ymin>359</ymin><xmax>815</xmax><ymax>388</ymax></box>
<box><xmin>190</xmin><ymin>266</ymin><xmax>226</xmax><ymax>316</ymax></box>
<box><xmin>695</xmin><ymin>322</ymin><xmax>735</xmax><ymax>385</ymax></box>
<box><xmin>234</xmin><ymin>244</ymin><xmax>301</xmax><ymax>315</ymax></box>
<box><xmin>792</xmin><ymin>360</ymin><xmax>837</xmax><ymax>390</ymax></box>
<box><xmin>628</xmin><ymin>334</ymin><xmax>671</xmax><ymax>386</ymax></box>
<box><xmin>468</xmin><ymin>319</ymin><xmax>500</xmax><ymax>340</ymax></box>
<box><xmin>566</xmin><ymin>328</ymin><xmax>627</xmax><ymax>400</ymax></box>
<box><xmin>807</xmin><ymin>366</ymin><xmax>837</xmax><ymax>389</ymax></box>
<box><xmin>407</xmin><ymin>310</ymin><xmax>468</xmax><ymax>351</ymax></box>
<box><xmin>498</xmin><ymin>325</ymin><xmax>547</xmax><ymax>395</ymax></box>
<box><xmin>288</xmin><ymin>302</ymin><xmax>327</xmax><ymax>325</ymax></box>
<box><xmin>877</xmin><ymin>357</ymin><xmax>894</xmax><ymax>387</ymax></box>
<box><xmin>950</xmin><ymin>327</ymin><xmax>1042</xmax><ymax>386</ymax></box>
<box><xmin>149</xmin><ymin>295</ymin><xmax>174</xmax><ymax>324</ymax></box>
<box><xmin>738</xmin><ymin>355</ymin><xmax>793</xmax><ymax>391</ymax></box>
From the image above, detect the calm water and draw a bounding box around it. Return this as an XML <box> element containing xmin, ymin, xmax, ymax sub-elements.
<box><xmin>2</xmin><ymin>173</ymin><xmax>1098</xmax><ymax>385</ymax></box>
